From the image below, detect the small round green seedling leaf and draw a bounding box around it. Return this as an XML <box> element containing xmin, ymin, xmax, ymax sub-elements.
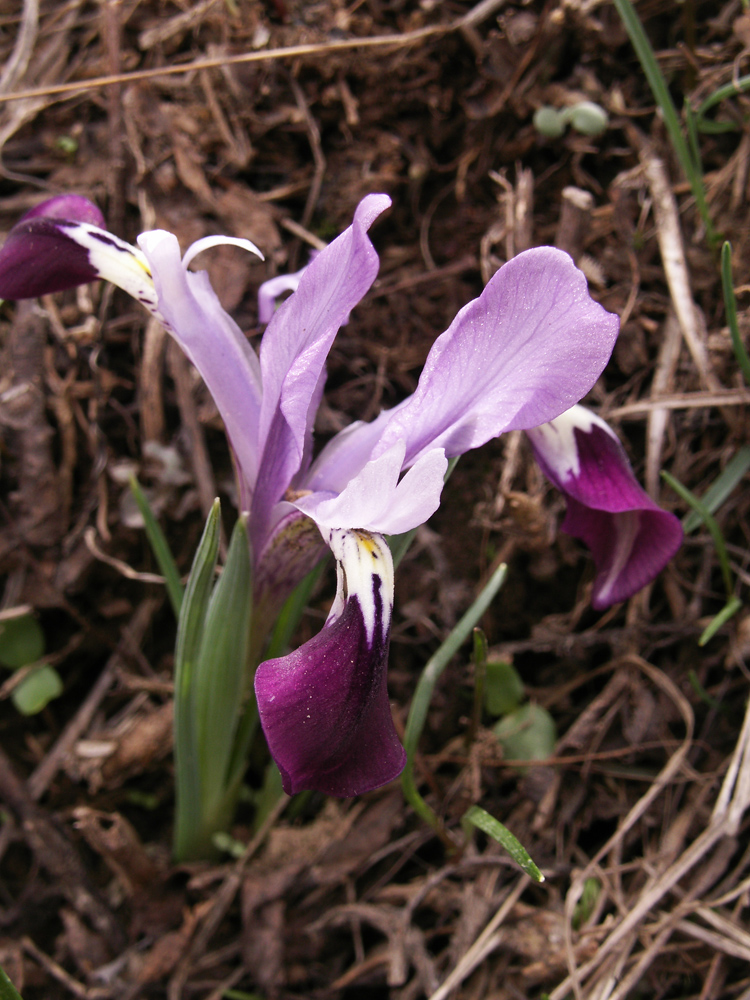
<box><xmin>533</xmin><ymin>106</ymin><xmax>567</xmax><ymax>138</ymax></box>
<box><xmin>493</xmin><ymin>703</ymin><xmax>556</xmax><ymax>767</ymax></box>
<box><xmin>11</xmin><ymin>665</ymin><xmax>63</xmax><ymax>715</ymax></box>
<box><xmin>484</xmin><ymin>659</ymin><xmax>524</xmax><ymax>717</ymax></box>
<box><xmin>568</xmin><ymin>101</ymin><xmax>608</xmax><ymax>136</ymax></box>
<box><xmin>0</xmin><ymin>615</ymin><xmax>44</xmax><ymax>670</ymax></box>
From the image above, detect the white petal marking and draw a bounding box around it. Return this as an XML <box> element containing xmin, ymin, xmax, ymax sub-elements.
<box><xmin>58</xmin><ymin>222</ymin><xmax>160</xmax><ymax>315</ymax></box>
<box><xmin>324</xmin><ymin>528</ymin><xmax>394</xmax><ymax>646</ymax></box>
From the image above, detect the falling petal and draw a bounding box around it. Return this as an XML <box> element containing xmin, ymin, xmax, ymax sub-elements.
<box><xmin>255</xmin><ymin>529</ymin><xmax>405</xmax><ymax>796</ymax></box>
<box><xmin>527</xmin><ymin>405</ymin><xmax>683</xmax><ymax>607</ymax></box>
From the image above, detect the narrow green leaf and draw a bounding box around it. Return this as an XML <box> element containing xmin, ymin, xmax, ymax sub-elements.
<box><xmin>683</xmin><ymin>445</ymin><xmax>750</xmax><ymax>533</ymax></box>
<box><xmin>463</xmin><ymin>805</ymin><xmax>545</xmax><ymax>882</ymax></box>
<box><xmin>468</xmin><ymin>627</ymin><xmax>488</xmax><ymax>747</ymax></box>
<box><xmin>129</xmin><ymin>475</ymin><xmax>184</xmax><ymax>617</ymax></box>
<box><xmin>611</xmin><ymin>0</ymin><xmax>715</xmax><ymax>243</ymax></box>
<box><xmin>699</xmin><ymin>595</ymin><xmax>743</xmax><ymax>646</ymax></box>
<box><xmin>401</xmin><ymin>562</ymin><xmax>508</xmax><ymax>837</ymax></box>
<box><xmin>572</xmin><ymin>878</ymin><xmax>601</xmax><ymax>929</ymax></box>
<box><xmin>721</xmin><ymin>242</ymin><xmax>750</xmax><ymax>386</ymax></box>
<box><xmin>696</xmin><ymin>73</ymin><xmax>750</xmax><ymax>131</ymax></box>
<box><xmin>0</xmin><ymin>965</ymin><xmax>24</xmax><ymax>1000</ymax></box>
<box><xmin>662</xmin><ymin>471</ymin><xmax>735</xmax><ymax>601</ymax></box>
<box><xmin>173</xmin><ymin>500</ymin><xmax>221</xmax><ymax>862</ymax></box>
<box><xmin>195</xmin><ymin>515</ymin><xmax>253</xmax><ymax>801</ymax></box>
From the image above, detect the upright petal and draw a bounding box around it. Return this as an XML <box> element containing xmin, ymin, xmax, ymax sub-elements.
<box><xmin>254</xmin><ymin>529</ymin><xmax>405</xmax><ymax>796</ymax></box>
<box><xmin>373</xmin><ymin>248</ymin><xmax>619</xmax><ymax>467</ymax></box>
<box><xmin>250</xmin><ymin>194</ymin><xmax>391</xmax><ymax>538</ymax></box>
<box><xmin>527</xmin><ymin>405</ymin><xmax>683</xmax><ymax>608</ymax></box>
<box><xmin>138</xmin><ymin>230</ymin><xmax>264</xmax><ymax>490</ymax></box>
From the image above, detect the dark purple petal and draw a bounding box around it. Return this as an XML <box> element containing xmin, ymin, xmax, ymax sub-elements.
<box><xmin>20</xmin><ymin>195</ymin><xmax>105</xmax><ymax>226</ymax></box>
<box><xmin>561</xmin><ymin>502</ymin><xmax>681</xmax><ymax>609</ymax></box>
<box><xmin>0</xmin><ymin>217</ymin><xmax>103</xmax><ymax>298</ymax></box>
<box><xmin>527</xmin><ymin>406</ymin><xmax>683</xmax><ymax>607</ymax></box>
<box><xmin>254</xmin><ymin>529</ymin><xmax>405</xmax><ymax>797</ymax></box>
<box><xmin>0</xmin><ymin>197</ymin><xmax>107</xmax><ymax>299</ymax></box>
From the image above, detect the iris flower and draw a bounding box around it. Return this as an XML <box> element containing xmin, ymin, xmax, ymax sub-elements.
<box><xmin>0</xmin><ymin>192</ymin><xmax>620</xmax><ymax>796</ymax></box>
<box><xmin>526</xmin><ymin>405</ymin><xmax>683</xmax><ymax>609</ymax></box>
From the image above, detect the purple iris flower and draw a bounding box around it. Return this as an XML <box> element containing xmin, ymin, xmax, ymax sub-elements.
<box><xmin>0</xmin><ymin>193</ymin><xmax>620</xmax><ymax>797</ymax></box>
<box><xmin>526</xmin><ymin>405</ymin><xmax>683</xmax><ymax>609</ymax></box>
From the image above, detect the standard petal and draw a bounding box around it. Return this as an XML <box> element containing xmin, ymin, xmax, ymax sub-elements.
<box><xmin>251</xmin><ymin>194</ymin><xmax>391</xmax><ymax>537</ymax></box>
<box><xmin>527</xmin><ymin>405</ymin><xmax>683</xmax><ymax>608</ymax></box>
<box><xmin>138</xmin><ymin>230</ymin><xmax>264</xmax><ymax>492</ymax></box>
<box><xmin>372</xmin><ymin>247</ymin><xmax>619</xmax><ymax>467</ymax></box>
<box><xmin>254</xmin><ymin>529</ymin><xmax>405</xmax><ymax>797</ymax></box>
<box><xmin>295</xmin><ymin>442</ymin><xmax>447</xmax><ymax>536</ymax></box>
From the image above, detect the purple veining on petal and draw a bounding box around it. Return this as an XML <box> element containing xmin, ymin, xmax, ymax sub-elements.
<box><xmin>527</xmin><ymin>406</ymin><xmax>683</xmax><ymax>608</ymax></box>
<box><xmin>255</xmin><ymin>529</ymin><xmax>404</xmax><ymax>797</ymax></box>
<box><xmin>373</xmin><ymin>247</ymin><xmax>619</xmax><ymax>468</ymax></box>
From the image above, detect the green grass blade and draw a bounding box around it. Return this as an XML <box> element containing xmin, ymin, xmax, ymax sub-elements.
<box><xmin>173</xmin><ymin>500</ymin><xmax>221</xmax><ymax>861</ymax></box>
<box><xmin>611</xmin><ymin>0</ymin><xmax>715</xmax><ymax>242</ymax></box>
<box><xmin>401</xmin><ymin>562</ymin><xmax>508</xmax><ymax>838</ymax></box>
<box><xmin>129</xmin><ymin>475</ymin><xmax>184</xmax><ymax>617</ymax></box>
<box><xmin>462</xmin><ymin>805</ymin><xmax>545</xmax><ymax>882</ymax></box>
<box><xmin>0</xmin><ymin>966</ymin><xmax>23</xmax><ymax>1000</ymax></box>
<box><xmin>662</xmin><ymin>471</ymin><xmax>734</xmax><ymax>601</ymax></box>
<box><xmin>721</xmin><ymin>242</ymin><xmax>750</xmax><ymax>386</ymax></box>
<box><xmin>699</xmin><ymin>595</ymin><xmax>743</xmax><ymax>647</ymax></box>
<box><xmin>696</xmin><ymin>74</ymin><xmax>750</xmax><ymax>132</ymax></box>
<box><xmin>195</xmin><ymin>515</ymin><xmax>253</xmax><ymax>797</ymax></box>
<box><xmin>683</xmin><ymin>445</ymin><xmax>750</xmax><ymax>533</ymax></box>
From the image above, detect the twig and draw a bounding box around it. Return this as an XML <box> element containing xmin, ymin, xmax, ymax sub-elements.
<box><xmin>0</xmin><ymin>745</ymin><xmax>125</xmax><ymax>948</ymax></box>
<box><xmin>641</xmin><ymin>148</ymin><xmax>719</xmax><ymax>392</ymax></box>
<box><xmin>426</xmin><ymin>876</ymin><xmax>527</xmax><ymax>1000</ymax></box>
<box><xmin>645</xmin><ymin>311</ymin><xmax>682</xmax><ymax>496</ymax></box>
<box><xmin>0</xmin><ymin>23</ymin><xmax>450</xmax><ymax>105</ymax></box>
<box><xmin>0</xmin><ymin>0</ymin><xmax>39</xmax><ymax>94</ymax></box>
<box><xmin>167</xmin><ymin>792</ymin><xmax>290</xmax><ymax>1000</ymax></box>
<box><xmin>609</xmin><ymin>389</ymin><xmax>750</xmax><ymax>418</ymax></box>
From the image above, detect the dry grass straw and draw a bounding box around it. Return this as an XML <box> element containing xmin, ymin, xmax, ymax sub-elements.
<box><xmin>537</xmin><ymin>660</ymin><xmax>750</xmax><ymax>999</ymax></box>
